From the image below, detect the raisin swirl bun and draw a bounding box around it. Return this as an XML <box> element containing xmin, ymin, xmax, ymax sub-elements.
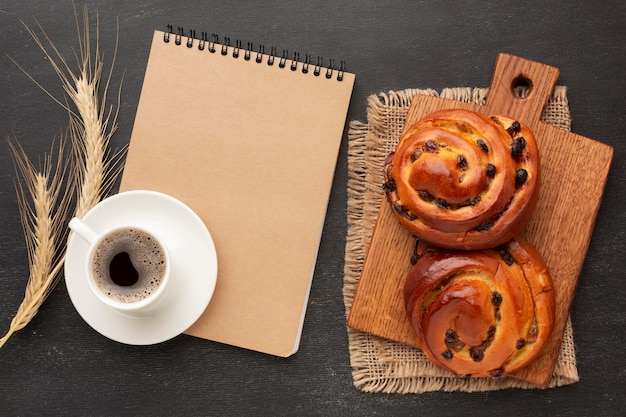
<box><xmin>404</xmin><ymin>236</ymin><xmax>555</xmax><ymax>378</ymax></box>
<box><xmin>383</xmin><ymin>109</ymin><xmax>540</xmax><ymax>250</ymax></box>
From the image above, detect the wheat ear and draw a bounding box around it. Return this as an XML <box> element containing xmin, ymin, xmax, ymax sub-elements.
<box><xmin>16</xmin><ymin>5</ymin><xmax>126</xmax><ymax>215</ymax></box>
<box><xmin>0</xmin><ymin>4</ymin><xmax>124</xmax><ymax>347</ymax></box>
<box><xmin>0</xmin><ymin>137</ymin><xmax>73</xmax><ymax>348</ymax></box>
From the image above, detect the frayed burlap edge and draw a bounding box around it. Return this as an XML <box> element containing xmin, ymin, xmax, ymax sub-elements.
<box><xmin>343</xmin><ymin>86</ymin><xmax>579</xmax><ymax>394</ymax></box>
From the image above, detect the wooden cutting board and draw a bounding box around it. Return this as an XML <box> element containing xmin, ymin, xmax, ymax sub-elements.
<box><xmin>347</xmin><ymin>53</ymin><xmax>614</xmax><ymax>387</ymax></box>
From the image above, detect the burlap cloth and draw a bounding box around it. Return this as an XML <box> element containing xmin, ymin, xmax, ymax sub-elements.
<box><xmin>343</xmin><ymin>86</ymin><xmax>580</xmax><ymax>393</ymax></box>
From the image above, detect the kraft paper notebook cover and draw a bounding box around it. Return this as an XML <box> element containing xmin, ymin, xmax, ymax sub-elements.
<box><xmin>119</xmin><ymin>28</ymin><xmax>355</xmax><ymax>356</ymax></box>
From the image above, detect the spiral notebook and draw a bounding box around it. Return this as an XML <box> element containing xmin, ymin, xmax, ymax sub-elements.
<box><xmin>119</xmin><ymin>27</ymin><xmax>355</xmax><ymax>356</ymax></box>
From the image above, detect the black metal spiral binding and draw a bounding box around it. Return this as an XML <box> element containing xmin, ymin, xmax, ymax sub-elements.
<box><xmin>163</xmin><ymin>25</ymin><xmax>346</xmax><ymax>81</ymax></box>
<box><xmin>256</xmin><ymin>45</ymin><xmax>264</xmax><ymax>64</ymax></box>
<box><xmin>314</xmin><ymin>56</ymin><xmax>322</xmax><ymax>76</ymax></box>
<box><xmin>290</xmin><ymin>52</ymin><xmax>299</xmax><ymax>71</ymax></box>
<box><xmin>268</xmin><ymin>47</ymin><xmax>277</xmax><ymax>66</ymax></box>
<box><xmin>197</xmin><ymin>31</ymin><xmax>207</xmax><ymax>50</ymax></box>
<box><xmin>175</xmin><ymin>27</ymin><xmax>183</xmax><ymax>46</ymax></box>
<box><xmin>186</xmin><ymin>30</ymin><xmax>195</xmax><ymax>48</ymax></box>
<box><xmin>208</xmin><ymin>34</ymin><xmax>218</xmax><ymax>53</ymax></box>
<box><xmin>279</xmin><ymin>50</ymin><xmax>288</xmax><ymax>68</ymax></box>
<box><xmin>164</xmin><ymin>25</ymin><xmax>172</xmax><ymax>42</ymax></box>
<box><xmin>302</xmin><ymin>54</ymin><xmax>311</xmax><ymax>74</ymax></box>
<box><xmin>233</xmin><ymin>40</ymin><xmax>242</xmax><ymax>58</ymax></box>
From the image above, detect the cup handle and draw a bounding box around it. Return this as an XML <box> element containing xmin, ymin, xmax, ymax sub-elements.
<box><xmin>68</xmin><ymin>217</ymin><xmax>98</xmax><ymax>245</ymax></box>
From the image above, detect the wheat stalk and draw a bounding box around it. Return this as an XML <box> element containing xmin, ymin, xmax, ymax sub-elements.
<box><xmin>0</xmin><ymin>137</ymin><xmax>73</xmax><ymax>348</ymax></box>
<box><xmin>0</xmin><ymin>4</ymin><xmax>125</xmax><ymax>348</ymax></box>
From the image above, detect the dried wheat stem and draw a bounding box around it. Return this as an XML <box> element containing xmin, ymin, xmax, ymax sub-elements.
<box><xmin>0</xmin><ymin>176</ymin><xmax>55</xmax><ymax>346</ymax></box>
<box><xmin>0</xmin><ymin>139</ymin><xmax>71</xmax><ymax>348</ymax></box>
<box><xmin>0</xmin><ymin>4</ymin><xmax>124</xmax><ymax>348</ymax></box>
<box><xmin>9</xmin><ymin>6</ymin><xmax>122</xmax><ymax>217</ymax></box>
<box><xmin>72</xmin><ymin>72</ymin><xmax>108</xmax><ymax>217</ymax></box>
<box><xmin>69</xmin><ymin>7</ymin><xmax>124</xmax><ymax>217</ymax></box>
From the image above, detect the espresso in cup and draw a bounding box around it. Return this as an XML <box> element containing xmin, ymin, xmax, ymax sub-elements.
<box><xmin>90</xmin><ymin>227</ymin><xmax>167</xmax><ymax>304</ymax></box>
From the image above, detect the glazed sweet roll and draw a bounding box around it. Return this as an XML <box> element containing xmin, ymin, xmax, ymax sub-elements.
<box><xmin>403</xmin><ymin>236</ymin><xmax>555</xmax><ymax>377</ymax></box>
<box><xmin>383</xmin><ymin>109</ymin><xmax>540</xmax><ymax>250</ymax></box>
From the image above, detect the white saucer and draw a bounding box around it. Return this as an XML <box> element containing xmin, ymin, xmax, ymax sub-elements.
<box><xmin>65</xmin><ymin>190</ymin><xmax>218</xmax><ymax>345</ymax></box>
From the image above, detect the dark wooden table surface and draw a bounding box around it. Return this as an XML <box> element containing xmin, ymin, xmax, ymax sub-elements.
<box><xmin>1</xmin><ymin>1</ymin><xmax>624</xmax><ymax>416</ymax></box>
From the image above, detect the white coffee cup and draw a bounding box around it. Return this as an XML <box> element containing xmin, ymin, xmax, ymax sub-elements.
<box><xmin>68</xmin><ymin>217</ymin><xmax>173</xmax><ymax>317</ymax></box>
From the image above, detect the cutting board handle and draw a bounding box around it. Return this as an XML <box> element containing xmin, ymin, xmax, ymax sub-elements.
<box><xmin>486</xmin><ymin>53</ymin><xmax>560</xmax><ymax>124</ymax></box>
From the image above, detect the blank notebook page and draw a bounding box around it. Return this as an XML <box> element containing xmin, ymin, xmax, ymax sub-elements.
<box><xmin>119</xmin><ymin>29</ymin><xmax>355</xmax><ymax>357</ymax></box>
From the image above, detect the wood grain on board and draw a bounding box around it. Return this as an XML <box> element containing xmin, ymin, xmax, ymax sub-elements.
<box><xmin>347</xmin><ymin>53</ymin><xmax>614</xmax><ymax>386</ymax></box>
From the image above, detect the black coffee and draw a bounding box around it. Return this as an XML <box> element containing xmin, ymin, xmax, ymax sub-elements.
<box><xmin>109</xmin><ymin>252</ymin><xmax>139</xmax><ymax>286</ymax></box>
<box><xmin>91</xmin><ymin>228</ymin><xmax>167</xmax><ymax>303</ymax></box>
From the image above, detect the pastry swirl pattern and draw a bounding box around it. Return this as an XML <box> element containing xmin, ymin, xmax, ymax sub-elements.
<box><xmin>404</xmin><ymin>236</ymin><xmax>555</xmax><ymax>377</ymax></box>
<box><xmin>383</xmin><ymin>109</ymin><xmax>540</xmax><ymax>250</ymax></box>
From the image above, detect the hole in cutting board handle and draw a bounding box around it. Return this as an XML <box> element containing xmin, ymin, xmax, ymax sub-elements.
<box><xmin>486</xmin><ymin>54</ymin><xmax>560</xmax><ymax>123</ymax></box>
<box><xmin>512</xmin><ymin>75</ymin><xmax>533</xmax><ymax>99</ymax></box>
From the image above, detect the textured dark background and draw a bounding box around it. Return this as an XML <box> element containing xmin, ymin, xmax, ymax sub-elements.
<box><xmin>1</xmin><ymin>1</ymin><xmax>624</xmax><ymax>416</ymax></box>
